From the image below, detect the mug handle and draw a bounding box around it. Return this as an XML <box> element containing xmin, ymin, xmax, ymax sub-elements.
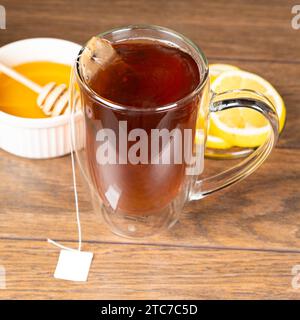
<box><xmin>190</xmin><ymin>89</ymin><xmax>279</xmax><ymax>200</ymax></box>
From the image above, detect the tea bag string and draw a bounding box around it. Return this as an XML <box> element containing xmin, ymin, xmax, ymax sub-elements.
<box><xmin>47</xmin><ymin>37</ymin><xmax>115</xmax><ymax>252</ymax></box>
<box><xmin>47</xmin><ymin>111</ymin><xmax>82</xmax><ymax>252</ymax></box>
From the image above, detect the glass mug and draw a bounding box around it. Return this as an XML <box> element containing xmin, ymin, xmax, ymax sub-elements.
<box><xmin>70</xmin><ymin>25</ymin><xmax>279</xmax><ymax>238</ymax></box>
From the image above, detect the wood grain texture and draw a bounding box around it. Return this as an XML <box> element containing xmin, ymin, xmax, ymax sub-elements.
<box><xmin>1</xmin><ymin>0</ymin><xmax>299</xmax><ymax>63</ymax></box>
<box><xmin>0</xmin><ymin>0</ymin><xmax>300</xmax><ymax>299</ymax></box>
<box><xmin>1</xmin><ymin>148</ymin><xmax>300</xmax><ymax>251</ymax></box>
<box><xmin>0</xmin><ymin>239</ymin><xmax>299</xmax><ymax>299</ymax></box>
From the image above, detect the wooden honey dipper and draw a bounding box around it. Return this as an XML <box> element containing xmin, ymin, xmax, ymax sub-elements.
<box><xmin>0</xmin><ymin>61</ymin><xmax>74</xmax><ymax>116</ymax></box>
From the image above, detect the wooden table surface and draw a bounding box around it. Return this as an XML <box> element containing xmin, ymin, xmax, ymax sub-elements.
<box><xmin>0</xmin><ymin>0</ymin><xmax>300</xmax><ymax>299</ymax></box>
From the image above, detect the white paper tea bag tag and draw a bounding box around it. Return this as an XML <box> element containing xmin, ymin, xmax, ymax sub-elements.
<box><xmin>54</xmin><ymin>249</ymin><xmax>93</xmax><ymax>282</ymax></box>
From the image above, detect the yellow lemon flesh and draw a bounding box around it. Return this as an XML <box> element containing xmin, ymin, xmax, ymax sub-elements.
<box><xmin>208</xmin><ymin>70</ymin><xmax>286</xmax><ymax>148</ymax></box>
<box><xmin>205</xmin><ymin>64</ymin><xmax>240</xmax><ymax>149</ymax></box>
<box><xmin>209</xmin><ymin>63</ymin><xmax>240</xmax><ymax>83</ymax></box>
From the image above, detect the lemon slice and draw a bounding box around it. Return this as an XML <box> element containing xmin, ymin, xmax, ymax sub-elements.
<box><xmin>196</xmin><ymin>128</ymin><xmax>231</xmax><ymax>149</ymax></box>
<box><xmin>205</xmin><ymin>64</ymin><xmax>240</xmax><ymax>149</ymax></box>
<box><xmin>209</xmin><ymin>70</ymin><xmax>286</xmax><ymax>148</ymax></box>
<box><xmin>206</xmin><ymin>134</ymin><xmax>232</xmax><ymax>149</ymax></box>
<box><xmin>209</xmin><ymin>64</ymin><xmax>240</xmax><ymax>83</ymax></box>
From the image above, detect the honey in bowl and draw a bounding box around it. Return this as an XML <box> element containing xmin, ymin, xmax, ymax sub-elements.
<box><xmin>0</xmin><ymin>61</ymin><xmax>72</xmax><ymax>118</ymax></box>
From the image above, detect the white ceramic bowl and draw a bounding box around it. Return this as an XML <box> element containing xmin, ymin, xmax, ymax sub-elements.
<box><xmin>0</xmin><ymin>38</ymin><xmax>84</xmax><ymax>159</ymax></box>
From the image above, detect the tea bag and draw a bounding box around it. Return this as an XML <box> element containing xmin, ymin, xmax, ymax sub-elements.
<box><xmin>80</xmin><ymin>37</ymin><xmax>118</xmax><ymax>83</ymax></box>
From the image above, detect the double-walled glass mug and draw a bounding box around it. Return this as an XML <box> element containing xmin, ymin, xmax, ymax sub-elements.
<box><xmin>70</xmin><ymin>25</ymin><xmax>279</xmax><ymax>238</ymax></box>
